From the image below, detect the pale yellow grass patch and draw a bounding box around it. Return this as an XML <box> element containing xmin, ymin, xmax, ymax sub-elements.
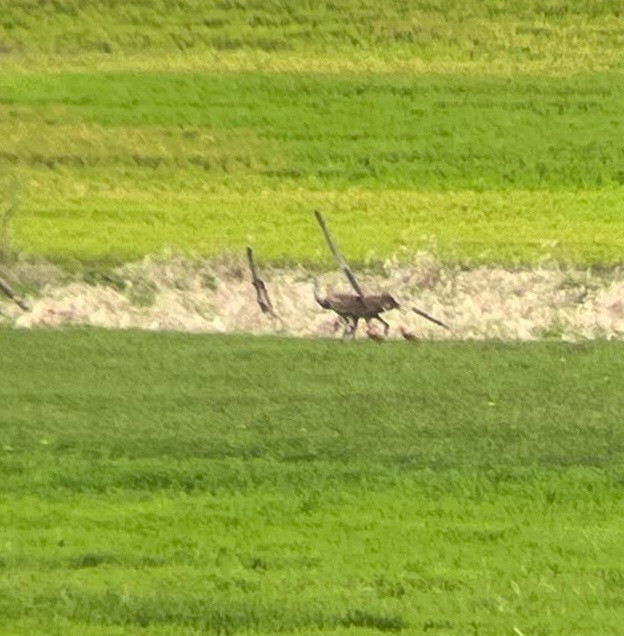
<box><xmin>3</xmin><ymin>255</ymin><xmax>624</xmax><ymax>341</ymax></box>
<box><xmin>0</xmin><ymin>120</ymin><xmax>266</xmax><ymax>169</ymax></box>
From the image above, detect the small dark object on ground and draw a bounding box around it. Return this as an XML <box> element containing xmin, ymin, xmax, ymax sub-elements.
<box><xmin>400</xmin><ymin>327</ymin><xmax>419</xmax><ymax>341</ymax></box>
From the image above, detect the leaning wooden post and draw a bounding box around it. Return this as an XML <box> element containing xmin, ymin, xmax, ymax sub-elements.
<box><xmin>0</xmin><ymin>275</ymin><xmax>30</xmax><ymax>311</ymax></box>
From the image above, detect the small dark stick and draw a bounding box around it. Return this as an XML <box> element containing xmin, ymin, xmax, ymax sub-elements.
<box><xmin>411</xmin><ymin>306</ymin><xmax>449</xmax><ymax>330</ymax></box>
<box><xmin>246</xmin><ymin>247</ymin><xmax>276</xmax><ymax>317</ymax></box>
<box><xmin>0</xmin><ymin>275</ymin><xmax>30</xmax><ymax>311</ymax></box>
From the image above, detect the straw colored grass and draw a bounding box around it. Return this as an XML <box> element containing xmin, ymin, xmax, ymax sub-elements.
<box><xmin>4</xmin><ymin>255</ymin><xmax>624</xmax><ymax>341</ymax></box>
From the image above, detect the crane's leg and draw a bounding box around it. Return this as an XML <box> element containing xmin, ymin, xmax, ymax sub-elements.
<box><xmin>376</xmin><ymin>315</ymin><xmax>390</xmax><ymax>335</ymax></box>
<box><xmin>350</xmin><ymin>317</ymin><xmax>359</xmax><ymax>337</ymax></box>
<box><xmin>341</xmin><ymin>316</ymin><xmax>352</xmax><ymax>338</ymax></box>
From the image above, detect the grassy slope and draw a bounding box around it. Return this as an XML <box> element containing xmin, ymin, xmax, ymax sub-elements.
<box><xmin>1</xmin><ymin>330</ymin><xmax>624</xmax><ymax>633</ymax></box>
<box><xmin>1</xmin><ymin>1</ymin><xmax>624</xmax><ymax>264</ymax></box>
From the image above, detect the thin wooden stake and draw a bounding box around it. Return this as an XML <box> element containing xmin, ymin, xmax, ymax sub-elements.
<box><xmin>0</xmin><ymin>275</ymin><xmax>30</xmax><ymax>311</ymax></box>
<box><xmin>246</xmin><ymin>247</ymin><xmax>276</xmax><ymax>317</ymax></box>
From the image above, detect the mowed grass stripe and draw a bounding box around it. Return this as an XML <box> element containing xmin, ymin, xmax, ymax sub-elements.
<box><xmin>2</xmin><ymin>72</ymin><xmax>624</xmax><ymax>190</ymax></box>
<box><xmin>13</xmin><ymin>171</ymin><xmax>624</xmax><ymax>264</ymax></box>
<box><xmin>1</xmin><ymin>468</ymin><xmax>623</xmax><ymax>635</ymax></box>
<box><xmin>3</xmin><ymin>70</ymin><xmax>624</xmax><ymax>264</ymax></box>
<box><xmin>1</xmin><ymin>330</ymin><xmax>624</xmax><ymax>634</ymax></box>
<box><xmin>7</xmin><ymin>51</ymin><xmax>621</xmax><ymax>77</ymax></box>
<box><xmin>1</xmin><ymin>330</ymin><xmax>623</xmax><ymax>466</ymax></box>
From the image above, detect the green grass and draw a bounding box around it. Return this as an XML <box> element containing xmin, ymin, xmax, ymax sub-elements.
<box><xmin>3</xmin><ymin>330</ymin><xmax>624</xmax><ymax>464</ymax></box>
<box><xmin>2</xmin><ymin>70</ymin><xmax>624</xmax><ymax>264</ymax></box>
<box><xmin>2</xmin><ymin>4</ymin><xmax>624</xmax><ymax>633</ymax></box>
<box><xmin>1</xmin><ymin>330</ymin><xmax>624</xmax><ymax>633</ymax></box>
<box><xmin>0</xmin><ymin>2</ymin><xmax>623</xmax><ymax>266</ymax></box>
<box><xmin>2</xmin><ymin>0</ymin><xmax>624</xmax><ymax>74</ymax></box>
<box><xmin>18</xmin><ymin>177</ymin><xmax>624</xmax><ymax>265</ymax></box>
<box><xmin>3</xmin><ymin>72</ymin><xmax>624</xmax><ymax>190</ymax></box>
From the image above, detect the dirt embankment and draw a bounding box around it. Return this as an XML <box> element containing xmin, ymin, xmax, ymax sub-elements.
<box><xmin>2</xmin><ymin>254</ymin><xmax>624</xmax><ymax>340</ymax></box>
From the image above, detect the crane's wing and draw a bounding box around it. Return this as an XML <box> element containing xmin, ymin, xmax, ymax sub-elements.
<box><xmin>411</xmin><ymin>306</ymin><xmax>449</xmax><ymax>330</ymax></box>
<box><xmin>313</xmin><ymin>210</ymin><xmax>365</xmax><ymax>298</ymax></box>
<box><xmin>0</xmin><ymin>275</ymin><xmax>30</xmax><ymax>311</ymax></box>
<box><xmin>246</xmin><ymin>246</ymin><xmax>276</xmax><ymax>316</ymax></box>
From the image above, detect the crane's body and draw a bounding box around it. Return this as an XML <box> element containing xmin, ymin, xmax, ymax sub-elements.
<box><xmin>313</xmin><ymin>280</ymin><xmax>398</xmax><ymax>336</ymax></box>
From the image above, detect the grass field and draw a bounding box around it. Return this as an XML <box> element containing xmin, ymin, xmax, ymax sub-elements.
<box><xmin>1</xmin><ymin>1</ymin><xmax>624</xmax><ymax>265</ymax></box>
<box><xmin>2</xmin><ymin>4</ymin><xmax>624</xmax><ymax>634</ymax></box>
<box><xmin>1</xmin><ymin>330</ymin><xmax>624</xmax><ymax>634</ymax></box>
<box><xmin>3</xmin><ymin>1</ymin><xmax>624</xmax><ymax>74</ymax></box>
<box><xmin>1</xmin><ymin>72</ymin><xmax>623</xmax><ymax>265</ymax></box>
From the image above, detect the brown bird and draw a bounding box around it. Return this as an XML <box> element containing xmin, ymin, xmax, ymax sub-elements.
<box><xmin>313</xmin><ymin>279</ymin><xmax>398</xmax><ymax>337</ymax></box>
<box><xmin>312</xmin><ymin>210</ymin><xmax>448</xmax><ymax>338</ymax></box>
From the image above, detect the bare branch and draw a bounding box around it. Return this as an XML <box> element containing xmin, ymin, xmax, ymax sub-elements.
<box><xmin>246</xmin><ymin>246</ymin><xmax>276</xmax><ymax>317</ymax></box>
<box><xmin>0</xmin><ymin>275</ymin><xmax>30</xmax><ymax>311</ymax></box>
<box><xmin>411</xmin><ymin>306</ymin><xmax>449</xmax><ymax>330</ymax></box>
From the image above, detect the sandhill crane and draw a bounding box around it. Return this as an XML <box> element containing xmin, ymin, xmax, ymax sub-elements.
<box><xmin>312</xmin><ymin>210</ymin><xmax>448</xmax><ymax>340</ymax></box>
<box><xmin>313</xmin><ymin>278</ymin><xmax>398</xmax><ymax>337</ymax></box>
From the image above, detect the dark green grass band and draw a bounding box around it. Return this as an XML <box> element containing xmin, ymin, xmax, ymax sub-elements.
<box><xmin>2</xmin><ymin>331</ymin><xmax>624</xmax><ymax>634</ymax></box>
<box><xmin>2</xmin><ymin>330</ymin><xmax>623</xmax><ymax>466</ymax></box>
